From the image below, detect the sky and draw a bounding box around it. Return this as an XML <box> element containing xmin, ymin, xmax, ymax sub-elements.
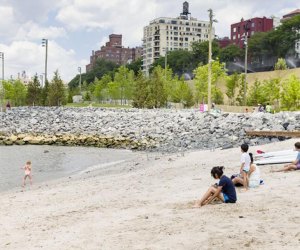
<box><xmin>0</xmin><ymin>0</ymin><xmax>299</xmax><ymax>83</ymax></box>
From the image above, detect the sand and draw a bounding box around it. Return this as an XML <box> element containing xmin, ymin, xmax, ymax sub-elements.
<box><xmin>1</xmin><ymin>139</ymin><xmax>300</xmax><ymax>250</ymax></box>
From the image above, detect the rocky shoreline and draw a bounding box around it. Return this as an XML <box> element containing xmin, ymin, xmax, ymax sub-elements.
<box><xmin>0</xmin><ymin>107</ymin><xmax>299</xmax><ymax>152</ymax></box>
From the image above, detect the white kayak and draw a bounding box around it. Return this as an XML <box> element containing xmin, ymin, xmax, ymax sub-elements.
<box><xmin>254</xmin><ymin>150</ymin><xmax>297</xmax><ymax>165</ymax></box>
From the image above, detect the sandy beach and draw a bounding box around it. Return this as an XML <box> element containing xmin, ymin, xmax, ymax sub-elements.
<box><xmin>1</xmin><ymin>139</ymin><xmax>300</xmax><ymax>250</ymax></box>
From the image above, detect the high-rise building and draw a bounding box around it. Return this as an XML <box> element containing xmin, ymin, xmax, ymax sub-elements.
<box><xmin>281</xmin><ymin>9</ymin><xmax>300</xmax><ymax>58</ymax></box>
<box><xmin>231</xmin><ymin>17</ymin><xmax>273</xmax><ymax>48</ymax></box>
<box><xmin>142</xmin><ymin>2</ymin><xmax>212</xmax><ymax>75</ymax></box>
<box><xmin>86</xmin><ymin>34</ymin><xmax>142</xmax><ymax>72</ymax></box>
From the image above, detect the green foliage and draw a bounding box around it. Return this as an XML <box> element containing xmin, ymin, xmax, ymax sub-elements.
<box><xmin>2</xmin><ymin>79</ymin><xmax>27</xmax><ymax>106</ymax></box>
<box><xmin>235</xmin><ymin>74</ymin><xmax>246</xmax><ymax>106</ymax></box>
<box><xmin>152</xmin><ymin>50</ymin><xmax>195</xmax><ymax>76</ymax></box>
<box><xmin>132</xmin><ymin>71</ymin><xmax>149</xmax><ymax>108</ymax></box>
<box><xmin>27</xmin><ymin>74</ymin><xmax>42</xmax><ymax>106</ymax></box>
<box><xmin>145</xmin><ymin>66</ymin><xmax>167</xmax><ymax>108</ymax></box>
<box><xmin>48</xmin><ymin>71</ymin><xmax>67</xmax><ymax>106</ymax></box>
<box><xmin>193</xmin><ymin>60</ymin><xmax>226</xmax><ymax>104</ymax></box>
<box><xmin>126</xmin><ymin>58</ymin><xmax>143</xmax><ymax>75</ymax></box>
<box><xmin>274</xmin><ymin>58</ymin><xmax>287</xmax><ymax>70</ymax></box>
<box><xmin>249</xmin><ymin>15</ymin><xmax>300</xmax><ymax>64</ymax></box>
<box><xmin>219</xmin><ymin>45</ymin><xmax>244</xmax><ymax>63</ymax></box>
<box><xmin>41</xmin><ymin>80</ymin><xmax>49</xmax><ymax>106</ymax></box>
<box><xmin>171</xmin><ymin>77</ymin><xmax>194</xmax><ymax>107</ymax></box>
<box><xmin>191</xmin><ymin>40</ymin><xmax>220</xmax><ymax>65</ymax></box>
<box><xmin>225</xmin><ymin>73</ymin><xmax>239</xmax><ymax>105</ymax></box>
<box><xmin>280</xmin><ymin>75</ymin><xmax>300</xmax><ymax>110</ymax></box>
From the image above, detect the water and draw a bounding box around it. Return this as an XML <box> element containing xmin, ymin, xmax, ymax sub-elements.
<box><xmin>0</xmin><ymin>145</ymin><xmax>136</xmax><ymax>192</ymax></box>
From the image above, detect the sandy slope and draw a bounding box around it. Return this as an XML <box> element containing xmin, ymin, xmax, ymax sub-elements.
<box><xmin>1</xmin><ymin>139</ymin><xmax>300</xmax><ymax>250</ymax></box>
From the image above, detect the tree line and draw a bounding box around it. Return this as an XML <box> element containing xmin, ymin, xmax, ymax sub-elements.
<box><xmin>0</xmin><ymin>70</ymin><xmax>67</xmax><ymax>107</ymax></box>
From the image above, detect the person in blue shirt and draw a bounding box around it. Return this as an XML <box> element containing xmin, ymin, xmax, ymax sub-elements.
<box><xmin>193</xmin><ymin>166</ymin><xmax>237</xmax><ymax>207</ymax></box>
<box><xmin>273</xmin><ymin>142</ymin><xmax>300</xmax><ymax>172</ymax></box>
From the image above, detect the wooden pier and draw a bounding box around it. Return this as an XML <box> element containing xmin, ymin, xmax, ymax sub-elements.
<box><xmin>246</xmin><ymin>130</ymin><xmax>300</xmax><ymax>138</ymax></box>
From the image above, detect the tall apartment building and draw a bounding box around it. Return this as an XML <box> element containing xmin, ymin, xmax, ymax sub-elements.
<box><xmin>231</xmin><ymin>17</ymin><xmax>273</xmax><ymax>48</ymax></box>
<box><xmin>86</xmin><ymin>34</ymin><xmax>142</xmax><ymax>72</ymax></box>
<box><xmin>281</xmin><ymin>9</ymin><xmax>300</xmax><ymax>58</ymax></box>
<box><xmin>142</xmin><ymin>2</ymin><xmax>212</xmax><ymax>74</ymax></box>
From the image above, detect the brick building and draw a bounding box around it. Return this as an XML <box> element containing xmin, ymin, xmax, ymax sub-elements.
<box><xmin>86</xmin><ymin>34</ymin><xmax>142</xmax><ymax>72</ymax></box>
<box><xmin>217</xmin><ymin>37</ymin><xmax>231</xmax><ymax>48</ymax></box>
<box><xmin>231</xmin><ymin>17</ymin><xmax>273</xmax><ymax>48</ymax></box>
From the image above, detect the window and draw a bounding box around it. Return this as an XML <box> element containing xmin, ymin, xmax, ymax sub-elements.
<box><xmin>174</xmin><ymin>32</ymin><xmax>178</xmax><ymax>35</ymax></box>
<box><xmin>171</xmin><ymin>20</ymin><xmax>177</xmax><ymax>24</ymax></box>
<box><xmin>186</xmin><ymin>27</ymin><xmax>190</xmax><ymax>31</ymax></box>
<box><xmin>185</xmin><ymin>37</ymin><xmax>188</xmax><ymax>41</ymax></box>
<box><xmin>233</xmin><ymin>27</ymin><xmax>236</xmax><ymax>32</ymax></box>
<box><xmin>174</xmin><ymin>37</ymin><xmax>178</xmax><ymax>41</ymax></box>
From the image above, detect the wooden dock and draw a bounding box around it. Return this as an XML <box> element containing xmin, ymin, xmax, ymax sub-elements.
<box><xmin>246</xmin><ymin>130</ymin><xmax>300</xmax><ymax>138</ymax></box>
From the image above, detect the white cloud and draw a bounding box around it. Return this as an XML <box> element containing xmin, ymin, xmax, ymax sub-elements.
<box><xmin>0</xmin><ymin>41</ymin><xmax>83</xmax><ymax>82</ymax></box>
<box><xmin>15</xmin><ymin>21</ymin><xmax>67</xmax><ymax>41</ymax></box>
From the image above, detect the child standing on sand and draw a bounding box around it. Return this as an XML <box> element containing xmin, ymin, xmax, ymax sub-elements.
<box><xmin>193</xmin><ymin>166</ymin><xmax>237</xmax><ymax>207</ymax></box>
<box><xmin>273</xmin><ymin>142</ymin><xmax>300</xmax><ymax>172</ymax></box>
<box><xmin>21</xmin><ymin>160</ymin><xmax>32</xmax><ymax>187</ymax></box>
<box><xmin>239</xmin><ymin>144</ymin><xmax>251</xmax><ymax>190</ymax></box>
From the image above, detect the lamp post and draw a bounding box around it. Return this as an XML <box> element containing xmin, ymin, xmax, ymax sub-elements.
<box><xmin>243</xmin><ymin>20</ymin><xmax>251</xmax><ymax>106</ymax></box>
<box><xmin>0</xmin><ymin>52</ymin><xmax>3</xmax><ymax>111</ymax></box>
<box><xmin>0</xmin><ymin>52</ymin><xmax>4</xmax><ymax>81</ymax></box>
<box><xmin>42</xmin><ymin>39</ymin><xmax>48</xmax><ymax>84</ymax></box>
<box><xmin>207</xmin><ymin>9</ymin><xmax>215</xmax><ymax>112</ymax></box>
<box><xmin>78</xmin><ymin>67</ymin><xmax>82</xmax><ymax>94</ymax></box>
<box><xmin>163</xmin><ymin>47</ymin><xmax>168</xmax><ymax>79</ymax></box>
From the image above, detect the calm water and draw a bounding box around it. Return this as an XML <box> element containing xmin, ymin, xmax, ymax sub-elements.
<box><xmin>0</xmin><ymin>145</ymin><xmax>135</xmax><ymax>192</ymax></box>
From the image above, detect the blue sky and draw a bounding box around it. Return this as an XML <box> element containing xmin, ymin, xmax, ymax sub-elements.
<box><xmin>0</xmin><ymin>0</ymin><xmax>298</xmax><ymax>82</ymax></box>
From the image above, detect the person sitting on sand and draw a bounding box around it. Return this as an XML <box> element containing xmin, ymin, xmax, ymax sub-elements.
<box><xmin>232</xmin><ymin>144</ymin><xmax>251</xmax><ymax>190</ymax></box>
<box><xmin>21</xmin><ymin>160</ymin><xmax>33</xmax><ymax>187</ymax></box>
<box><xmin>193</xmin><ymin>166</ymin><xmax>237</xmax><ymax>207</ymax></box>
<box><xmin>272</xmin><ymin>142</ymin><xmax>300</xmax><ymax>172</ymax></box>
<box><xmin>233</xmin><ymin>153</ymin><xmax>261</xmax><ymax>188</ymax></box>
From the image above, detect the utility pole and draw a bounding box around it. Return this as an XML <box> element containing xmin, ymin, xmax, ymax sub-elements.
<box><xmin>243</xmin><ymin>20</ymin><xmax>251</xmax><ymax>106</ymax></box>
<box><xmin>208</xmin><ymin>9</ymin><xmax>213</xmax><ymax>112</ymax></box>
<box><xmin>42</xmin><ymin>39</ymin><xmax>48</xmax><ymax>84</ymax></box>
<box><xmin>78</xmin><ymin>67</ymin><xmax>82</xmax><ymax>94</ymax></box>
<box><xmin>0</xmin><ymin>52</ymin><xmax>4</xmax><ymax>81</ymax></box>
<box><xmin>164</xmin><ymin>47</ymin><xmax>168</xmax><ymax>79</ymax></box>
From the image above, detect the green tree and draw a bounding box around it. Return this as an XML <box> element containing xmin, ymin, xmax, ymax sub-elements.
<box><xmin>246</xmin><ymin>79</ymin><xmax>264</xmax><ymax>106</ymax></box>
<box><xmin>171</xmin><ymin>77</ymin><xmax>194</xmax><ymax>107</ymax></box>
<box><xmin>27</xmin><ymin>74</ymin><xmax>42</xmax><ymax>106</ymax></box>
<box><xmin>280</xmin><ymin>75</ymin><xmax>300</xmax><ymax>110</ymax></box>
<box><xmin>41</xmin><ymin>79</ymin><xmax>49</xmax><ymax>106</ymax></box>
<box><xmin>191</xmin><ymin>40</ymin><xmax>220</xmax><ymax>65</ymax></box>
<box><xmin>274</xmin><ymin>58</ymin><xmax>287</xmax><ymax>70</ymax></box>
<box><xmin>126</xmin><ymin>58</ymin><xmax>142</xmax><ymax>75</ymax></box>
<box><xmin>219</xmin><ymin>44</ymin><xmax>244</xmax><ymax>63</ymax></box>
<box><xmin>225</xmin><ymin>73</ymin><xmax>239</xmax><ymax>105</ymax></box>
<box><xmin>114</xmin><ymin>66</ymin><xmax>135</xmax><ymax>105</ymax></box>
<box><xmin>132</xmin><ymin>71</ymin><xmax>149</xmax><ymax>108</ymax></box>
<box><xmin>146</xmin><ymin>66</ymin><xmax>167</xmax><ymax>108</ymax></box>
<box><xmin>193</xmin><ymin>60</ymin><xmax>226</xmax><ymax>104</ymax></box>
<box><xmin>152</xmin><ymin>50</ymin><xmax>195</xmax><ymax>77</ymax></box>
<box><xmin>48</xmin><ymin>71</ymin><xmax>67</xmax><ymax>106</ymax></box>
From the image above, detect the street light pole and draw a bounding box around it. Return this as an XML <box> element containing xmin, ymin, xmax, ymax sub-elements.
<box><xmin>164</xmin><ymin>47</ymin><xmax>168</xmax><ymax>79</ymax></box>
<box><xmin>42</xmin><ymin>39</ymin><xmax>48</xmax><ymax>84</ymax></box>
<box><xmin>243</xmin><ymin>20</ymin><xmax>251</xmax><ymax>106</ymax></box>
<box><xmin>207</xmin><ymin>9</ymin><xmax>213</xmax><ymax>112</ymax></box>
<box><xmin>78</xmin><ymin>67</ymin><xmax>82</xmax><ymax>94</ymax></box>
<box><xmin>0</xmin><ymin>52</ymin><xmax>4</xmax><ymax>81</ymax></box>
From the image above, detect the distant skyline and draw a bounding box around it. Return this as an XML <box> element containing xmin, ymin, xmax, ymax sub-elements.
<box><xmin>0</xmin><ymin>0</ymin><xmax>299</xmax><ymax>82</ymax></box>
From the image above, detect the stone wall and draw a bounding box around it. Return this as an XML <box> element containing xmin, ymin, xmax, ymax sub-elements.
<box><xmin>0</xmin><ymin>107</ymin><xmax>299</xmax><ymax>152</ymax></box>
